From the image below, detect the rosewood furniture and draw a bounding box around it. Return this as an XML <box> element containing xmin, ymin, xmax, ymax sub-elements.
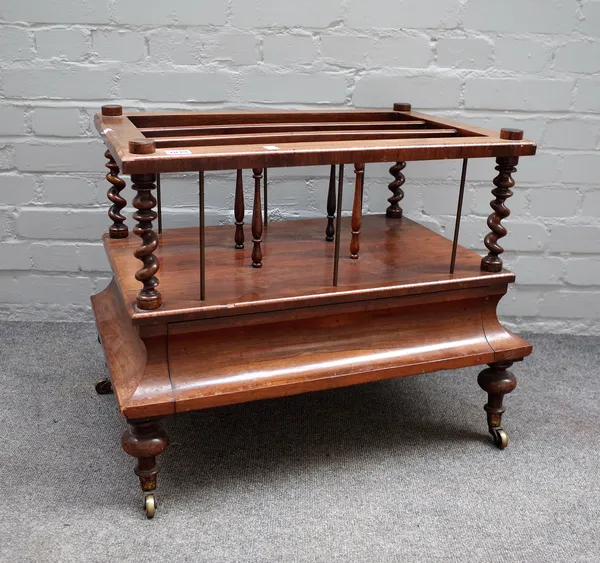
<box><xmin>92</xmin><ymin>103</ymin><xmax>536</xmax><ymax>518</ymax></box>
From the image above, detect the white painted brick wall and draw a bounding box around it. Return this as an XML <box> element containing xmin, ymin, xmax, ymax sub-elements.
<box><xmin>0</xmin><ymin>0</ymin><xmax>599</xmax><ymax>334</ymax></box>
<box><xmin>36</xmin><ymin>28</ymin><xmax>90</xmax><ymax>61</ymax></box>
<box><xmin>263</xmin><ymin>35</ymin><xmax>318</xmax><ymax>65</ymax></box>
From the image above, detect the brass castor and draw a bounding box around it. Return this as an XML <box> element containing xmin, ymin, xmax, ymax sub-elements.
<box><xmin>490</xmin><ymin>428</ymin><xmax>508</xmax><ymax>450</ymax></box>
<box><xmin>478</xmin><ymin>361</ymin><xmax>516</xmax><ymax>452</ymax></box>
<box><xmin>95</xmin><ymin>378</ymin><xmax>113</xmax><ymax>395</ymax></box>
<box><xmin>144</xmin><ymin>494</ymin><xmax>156</xmax><ymax>519</ymax></box>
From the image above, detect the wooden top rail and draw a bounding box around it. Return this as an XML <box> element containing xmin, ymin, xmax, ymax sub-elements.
<box><xmin>138</xmin><ymin>120</ymin><xmax>429</xmax><ymax>136</ymax></box>
<box><xmin>96</xmin><ymin>104</ymin><xmax>537</xmax><ymax>174</ymax></box>
<box><xmin>152</xmin><ymin>129</ymin><xmax>459</xmax><ymax>148</ymax></box>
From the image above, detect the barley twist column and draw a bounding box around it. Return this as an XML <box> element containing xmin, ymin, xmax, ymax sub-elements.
<box><xmin>105</xmin><ymin>150</ymin><xmax>128</xmax><ymax>239</ymax></box>
<box><xmin>132</xmin><ymin>173</ymin><xmax>161</xmax><ymax>310</ymax></box>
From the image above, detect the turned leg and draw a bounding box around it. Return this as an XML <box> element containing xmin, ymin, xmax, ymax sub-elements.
<box><xmin>234</xmin><ymin>169</ymin><xmax>245</xmax><ymax>249</ymax></box>
<box><xmin>481</xmin><ymin>129</ymin><xmax>523</xmax><ymax>272</ymax></box>
<box><xmin>131</xmin><ymin>173</ymin><xmax>161</xmax><ymax>310</ymax></box>
<box><xmin>477</xmin><ymin>361</ymin><xmax>517</xmax><ymax>449</ymax></box>
<box><xmin>121</xmin><ymin>418</ymin><xmax>168</xmax><ymax>519</ymax></box>
<box><xmin>325</xmin><ymin>164</ymin><xmax>336</xmax><ymax>241</ymax></box>
<box><xmin>350</xmin><ymin>163</ymin><xmax>364</xmax><ymax>259</ymax></box>
<box><xmin>252</xmin><ymin>168</ymin><xmax>263</xmax><ymax>268</ymax></box>
<box><xmin>386</xmin><ymin>161</ymin><xmax>406</xmax><ymax>219</ymax></box>
<box><xmin>105</xmin><ymin>150</ymin><xmax>128</xmax><ymax>239</ymax></box>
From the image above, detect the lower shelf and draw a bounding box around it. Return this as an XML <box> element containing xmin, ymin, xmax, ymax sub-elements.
<box><xmin>104</xmin><ymin>215</ymin><xmax>514</xmax><ymax>326</ymax></box>
<box><xmin>92</xmin><ymin>278</ymin><xmax>531</xmax><ymax>419</ymax></box>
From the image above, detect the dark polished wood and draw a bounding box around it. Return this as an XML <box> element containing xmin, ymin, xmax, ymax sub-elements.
<box><xmin>477</xmin><ymin>361</ymin><xmax>517</xmax><ymax>449</ymax></box>
<box><xmin>350</xmin><ymin>163</ymin><xmax>364</xmax><ymax>259</ymax></box>
<box><xmin>386</xmin><ymin>161</ymin><xmax>406</xmax><ymax>219</ymax></box>
<box><xmin>481</xmin><ymin>128</ymin><xmax>523</xmax><ymax>273</ymax></box>
<box><xmin>151</xmin><ymin>129</ymin><xmax>458</xmax><ymax>149</ymax></box>
<box><xmin>481</xmin><ymin>156</ymin><xmax>517</xmax><ymax>272</ymax></box>
<box><xmin>102</xmin><ymin>215</ymin><xmax>518</xmax><ymax>327</ymax></box>
<box><xmin>93</xmin><ymin>269</ymin><xmax>531</xmax><ymax>420</ymax></box>
<box><xmin>139</xmin><ymin>120</ymin><xmax>428</xmax><ymax>137</ymax></box>
<box><xmin>92</xmin><ymin>105</ymin><xmax>536</xmax><ymax>518</ymax></box>
<box><xmin>95</xmin><ymin>109</ymin><xmax>536</xmax><ymax>174</ymax></box>
<box><xmin>234</xmin><ymin>169</ymin><xmax>245</xmax><ymax>249</ymax></box>
<box><xmin>121</xmin><ymin>418</ymin><xmax>168</xmax><ymax>518</ymax></box>
<box><xmin>129</xmin><ymin>138</ymin><xmax>156</xmax><ymax>155</ymax></box>
<box><xmin>101</xmin><ymin>104</ymin><xmax>123</xmax><ymax>117</ymax></box>
<box><xmin>131</xmin><ymin>173</ymin><xmax>161</xmax><ymax>310</ymax></box>
<box><xmin>105</xmin><ymin>149</ymin><xmax>128</xmax><ymax>239</ymax></box>
<box><xmin>251</xmin><ymin>168</ymin><xmax>263</xmax><ymax>268</ymax></box>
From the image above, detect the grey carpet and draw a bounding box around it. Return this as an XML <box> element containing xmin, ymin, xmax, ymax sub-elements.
<box><xmin>0</xmin><ymin>323</ymin><xmax>598</xmax><ymax>563</ymax></box>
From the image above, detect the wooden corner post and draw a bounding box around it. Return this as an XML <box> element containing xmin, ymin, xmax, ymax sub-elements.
<box><xmin>130</xmin><ymin>139</ymin><xmax>161</xmax><ymax>310</ymax></box>
<box><xmin>481</xmin><ymin>128</ymin><xmax>523</xmax><ymax>273</ymax></box>
<box><xmin>102</xmin><ymin>105</ymin><xmax>128</xmax><ymax>239</ymax></box>
<box><xmin>387</xmin><ymin>103</ymin><xmax>411</xmax><ymax>219</ymax></box>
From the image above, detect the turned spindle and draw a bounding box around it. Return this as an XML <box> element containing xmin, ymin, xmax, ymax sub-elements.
<box><xmin>325</xmin><ymin>164</ymin><xmax>337</xmax><ymax>241</ymax></box>
<box><xmin>477</xmin><ymin>361</ymin><xmax>517</xmax><ymax>449</ymax></box>
<box><xmin>121</xmin><ymin>418</ymin><xmax>168</xmax><ymax>519</ymax></box>
<box><xmin>105</xmin><ymin>149</ymin><xmax>128</xmax><ymax>239</ymax></box>
<box><xmin>350</xmin><ymin>163</ymin><xmax>365</xmax><ymax>259</ymax></box>
<box><xmin>481</xmin><ymin>129</ymin><xmax>522</xmax><ymax>273</ymax></box>
<box><xmin>252</xmin><ymin>168</ymin><xmax>263</xmax><ymax>268</ymax></box>
<box><xmin>387</xmin><ymin>161</ymin><xmax>406</xmax><ymax>219</ymax></box>
<box><xmin>131</xmin><ymin>173</ymin><xmax>161</xmax><ymax>310</ymax></box>
<box><xmin>234</xmin><ymin>169</ymin><xmax>245</xmax><ymax>249</ymax></box>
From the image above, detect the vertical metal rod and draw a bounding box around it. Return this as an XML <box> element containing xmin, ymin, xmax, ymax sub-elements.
<box><xmin>450</xmin><ymin>159</ymin><xmax>468</xmax><ymax>275</ymax></box>
<box><xmin>156</xmin><ymin>173</ymin><xmax>162</xmax><ymax>235</ymax></box>
<box><xmin>263</xmin><ymin>167</ymin><xmax>268</xmax><ymax>226</ymax></box>
<box><xmin>199</xmin><ymin>171</ymin><xmax>206</xmax><ymax>301</ymax></box>
<box><xmin>333</xmin><ymin>164</ymin><xmax>345</xmax><ymax>287</ymax></box>
<box><xmin>360</xmin><ymin>166</ymin><xmax>365</xmax><ymax>202</ymax></box>
<box><xmin>326</xmin><ymin>164</ymin><xmax>336</xmax><ymax>242</ymax></box>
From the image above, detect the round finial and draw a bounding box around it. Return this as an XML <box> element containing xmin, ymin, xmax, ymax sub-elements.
<box><xmin>500</xmin><ymin>128</ymin><xmax>524</xmax><ymax>140</ymax></box>
<box><xmin>102</xmin><ymin>104</ymin><xmax>123</xmax><ymax>117</ymax></box>
<box><xmin>393</xmin><ymin>103</ymin><xmax>412</xmax><ymax>112</ymax></box>
<box><xmin>129</xmin><ymin>139</ymin><xmax>156</xmax><ymax>154</ymax></box>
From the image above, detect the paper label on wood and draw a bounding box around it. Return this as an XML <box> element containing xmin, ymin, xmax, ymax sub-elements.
<box><xmin>165</xmin><ymin>149</ymin><xmax>193</xmax><ymax>155</ymax></box>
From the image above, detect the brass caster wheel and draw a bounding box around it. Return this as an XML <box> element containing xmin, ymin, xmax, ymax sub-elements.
<box><xmin>144</xmin><ymin>494</ymin><xmax>156</xmax><ymax>519</ymax></box>
<box><xmin>95</xmin><ymin>378</ymin><xmax>113</xmax><ymax>395</ymax></box>
<box><xmin>490</xmin><ymin>428</ymin><xmax>508</xmax><ymax>450</ymax></box>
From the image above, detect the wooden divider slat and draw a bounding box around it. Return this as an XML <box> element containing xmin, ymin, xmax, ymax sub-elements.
<box><xmin>128</xmin><ymin>110</ymin><xmax>409</xmax><ymax>128</ymax></box>
<box><xmin>140</xmin><ymin>120</ymin><xmax>428</xmax><ymax>137</ymax></box>
<box><xmin>152</xmin><ymin>129</ymin><xmax>458</xmax><ymax>149</ymax></box>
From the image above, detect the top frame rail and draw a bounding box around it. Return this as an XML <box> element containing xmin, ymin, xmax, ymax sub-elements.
<box><xmin>96</xmin><ymin>104</ymin><xmax>537</xmax><ymax>174</ymax></box>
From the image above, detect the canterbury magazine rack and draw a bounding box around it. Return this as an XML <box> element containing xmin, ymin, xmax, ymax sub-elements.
<box><xmin>92</xmin><ymin>103</ymin><xmax>536</xmax><ymax>518</ymax></box>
